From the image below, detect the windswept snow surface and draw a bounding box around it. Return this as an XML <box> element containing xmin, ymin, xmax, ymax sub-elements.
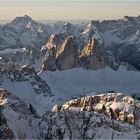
<box><xmin>40</xmin><ymin>67</ymin><xmax>140</xmax><ymax>99</ymax></box>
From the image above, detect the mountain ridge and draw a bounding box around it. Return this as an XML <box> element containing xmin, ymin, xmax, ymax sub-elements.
<box><xmin>1</xmin><ymin>88</ymin><xmax>140</xmax><ymax>139</ymax></box>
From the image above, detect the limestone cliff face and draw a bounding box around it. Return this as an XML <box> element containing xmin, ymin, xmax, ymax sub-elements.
<box><xmin>60</xmin><ymin>93</ymin><xmax>140</xmax><ymax>124</ymax></box>
<box><xmin>56</xmin><ymin>36</ymin><xmax>79</xmax><ymax>70</ymax></box>
<box><xmin>80</xmin><ymin>38</ymin><xmax>106</xmax><ymax>70</ymax></box>
<box><xmin>41</xmin><ymin>35</ymin><xmax>79</xmax><ymax>71</ymax></box>
<box><xmin>41</xmin><ymin>93</ymin><xmax>140</xmax><ymax>139</ymax></box>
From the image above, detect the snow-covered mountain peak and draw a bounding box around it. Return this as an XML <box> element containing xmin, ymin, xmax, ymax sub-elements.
<box><xmin>114</xmin><ymin>16</ymin><xmax>140</xmax><ymax>39</ymax></box>
<box><xmin>24</xmin><ymin>14</ymin><xmax>32</xmax><ymax>19</ymax></box>
<box><xmin>10</xmin><ymin>15</ymin><xmax>35</xmax><ymax>27</ymax></box>
<box><xmin>7</xmin><ymin>15</ymin><xmax>45</xmax><ymax>33</ymax></box>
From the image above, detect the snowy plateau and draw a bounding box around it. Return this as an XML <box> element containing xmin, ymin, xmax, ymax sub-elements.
<box><xmin>0</xmin><ymin>15</ymin><xmax>140</xmax><ymax>139</ymax></box>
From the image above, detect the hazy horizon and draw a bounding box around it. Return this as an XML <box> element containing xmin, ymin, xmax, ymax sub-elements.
<box><xmin>0</xmin><ymin>0</ymin><xmax>140</xmax><ymax>22</ymax></box>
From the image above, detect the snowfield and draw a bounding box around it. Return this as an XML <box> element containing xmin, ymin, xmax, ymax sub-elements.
<box><xmin>41</xmin><ymin>67</ymin><xmax>140</xmax><ymax>97</ymax></box>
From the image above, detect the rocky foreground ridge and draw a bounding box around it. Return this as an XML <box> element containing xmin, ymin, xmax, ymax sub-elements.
<box><xmin>0</xmin><ymin>88</ymin><xmax>140</xmax><ymax>139</ymax></box>
<box><xmin>0</xmin><ymin>65</ymin><xmax>52</xmax><ymax>97</ymax></box>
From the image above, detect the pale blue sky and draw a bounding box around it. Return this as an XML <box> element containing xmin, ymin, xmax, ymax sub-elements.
<box><xmin>0</xmin><ymin>0</ymin><xmax>140</xmax><ymax>21</ymax></box>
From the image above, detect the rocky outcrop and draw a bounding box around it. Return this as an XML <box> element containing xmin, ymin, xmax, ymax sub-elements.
<box><xmin>56</xmin><ymin>36</ymin><xmax>79</xmax><ymax>70</ymax></box>
<box><xmin>41</xmin><ymin>52</ymin><xmax>57</xmax><ymax>71</ymax></box>
<box><xmin>40</xmin><ymin>93</ymin><xmax>140</xmax><ymax>139</ymax></box>
<box><xmin>79</xmin><ymin>37</ymin><xmax>106</xmax><ymax>70</ymax></box>
<box><xmin>60</xmin><ymin>93</ymin><xmax>140</xmax><ymax>124</ymax></box>
<box><xmin>118</xmin><ymin>44</ymin><xmax>140</xmax><ymax>71</ymax></box>
<box><xmin>41</xmin><ymin>35</ymin><xmax>79</xmax><ymax>71</ymax></box>
<box><xmin>41</xmin><ymin>33</ymin><xmax>66</xmax><ymax>71</ymax></box>
<box><xmin>106</xmin><ymin>41</ymin><xmax>140</xmax><ymax>71</ymax></box>
<box><xmin>1</xmin><ymin>90</ymin><xmax>140</xmax><ymax>139</ymax></box>
<box><xmin>0</xmin><ymin>65</ymin><xmax>52</xmax><ymax>97</ymax></box>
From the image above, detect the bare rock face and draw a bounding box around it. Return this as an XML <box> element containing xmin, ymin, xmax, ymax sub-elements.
<box><xmin>41</xmin><ymin>33</ymin><xmax>66</xmax><ymax>71</ymax></box>
<box><xmin>42</xmin><ymin>56</ymin><xmax>56</xmax><ymax>71</ymax></box>
<box><xmin>56</xmin><ymin>36</ymin><xmax>79</xmax><ymax>70</ymax></box>
<box><xmin>41</xmin><ymin>34</ymin><xmax>79</xmax><ymax>71</ymax></box>
<box><xmin>80</xmin><ymin>38</ymin><xmax>106</xmax><ymax>70</ymax></box>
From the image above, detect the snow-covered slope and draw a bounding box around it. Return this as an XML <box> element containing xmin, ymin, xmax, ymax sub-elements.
<box><xmin>40</xmin><ymin>67</ymin><xmax>140</xmax><ymax>101</ymax></box>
